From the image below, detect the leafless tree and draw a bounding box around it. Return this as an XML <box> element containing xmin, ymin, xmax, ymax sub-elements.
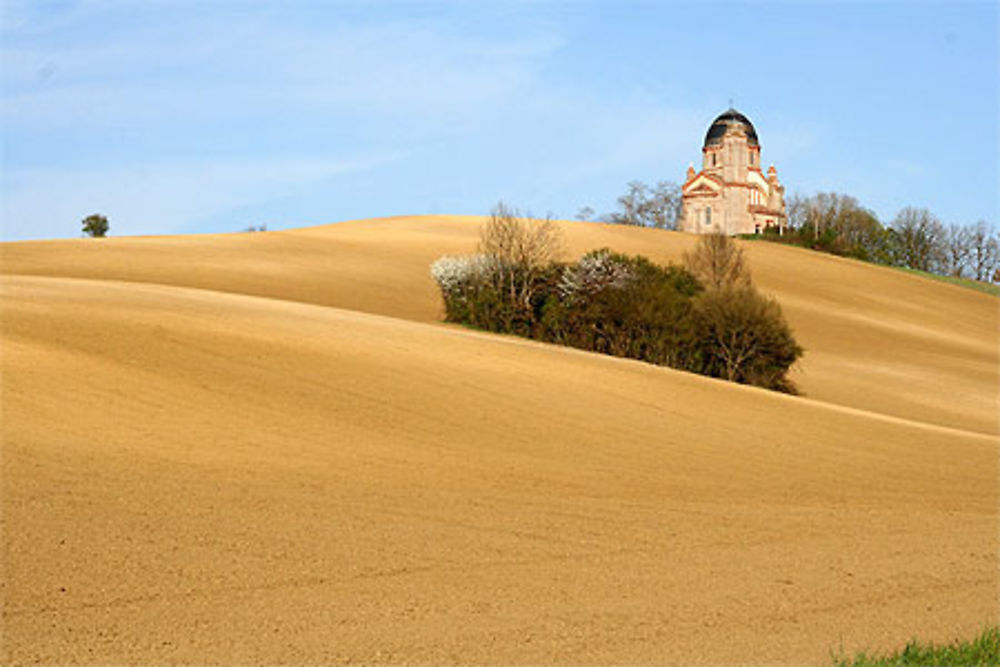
<box><xmin>784</xmin><ymin>192</ymin><xmax>808</xmax><ymax>231</ymax></box>
<box><xmin>967</xmin><ymin>221</ymin><xmax>999</xmax><ymax>283</ymax></box>
<box><xmin>890</xmin><ymin>207</ymin><xmax>946</xmax><ymax>272</ymax></box>
<box><xmin>683</xmin><ymin>233</ymin><xmax>751</xmax><ymax>291</ymax></box>
<box><xmin>794</xmin><ymin>192</ymin><xmax>875</xmax><ymax>244</ymax></box>
<box><xmin>479</xmin><ymin>202</ymin><xmax>565</xmax><ymax>316</ymax></box>
<box><xmin>942</xmin><ymin>224</ymin><xmax>973</xmax><ymax>277</ymax></box>
<box><xmin>575</xmin><ymin>206</ymin><xmax>595</xmax><ymax>222</ymax></box>
<box><xmin>608</xmin><ymin>180</ymin><xmax>682</xmax><ymax>229</ymax></box>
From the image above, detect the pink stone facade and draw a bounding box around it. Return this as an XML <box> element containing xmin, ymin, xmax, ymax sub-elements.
<box><xmin>681</xmin><ymin>109</ymin><xmax>786</xmax><ymax>236</ymax></box>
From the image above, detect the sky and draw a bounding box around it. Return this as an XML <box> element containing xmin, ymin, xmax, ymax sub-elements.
<box><xmin>2</xmin><ymin>0</ymin><xmax>997</xmax><ymax>241</ymax></box>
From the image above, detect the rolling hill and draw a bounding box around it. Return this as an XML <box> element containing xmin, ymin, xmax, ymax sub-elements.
<box><xmin>2</xmin><ymin>216</ymin><xmax>996</xmax><ymax>663</ymax></box>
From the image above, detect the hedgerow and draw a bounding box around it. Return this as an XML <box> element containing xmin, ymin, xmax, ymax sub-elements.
<box><xmin>431</xmin><ymin>209</ymin><xmax>802</xmax><ymax>393</ymax></box>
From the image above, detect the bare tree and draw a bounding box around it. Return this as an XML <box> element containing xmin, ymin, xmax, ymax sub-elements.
<box><xmin>784</xmin><ymin>192</ymin><xmax>808</xmax><ymax>231</ymax></box>
<box><xmin>891</xmin><ymin>207</ymin><xmax>946</xmax><ymax>272</ymax></box>
<box><xmin>609</xmin><ymin>181</ymin><xmax>648</xmax><ymax>226</ymax></box>
<box><xmin>608</xmin><ymin>180</ymin><xmax>682</xmax><ymax>229</ymax></box>
<box><xmin>942</xmin><ymin>224</ymin><xmax>973</xmax><ymax>278</ymax></box>
<box><xmin>794</xmin><ymin>192</ymin><xmax>877</xmax><ymax>245</ymax></box>
<box><xmin>968</xmin><ymin>221</ymin><xmax>999</xmax><ymax>283</ymax></box>
<box><xmin>683</xmin><ymin>233</ymin><xmax>751</xmax><ymax>291</ymax></box>
<box><xmin>575</xmin><ymin>206</ymin><xmax>595</xmax><ymax>222</ymax></box>
<box><xmin>479</xmin><ymin>202</ymin><xmax>565</xmax><ymax>318</ymax></box>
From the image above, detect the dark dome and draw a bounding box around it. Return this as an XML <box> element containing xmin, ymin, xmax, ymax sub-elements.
<box><xmin>704</xmin><ymin>108</ymin><xmax>758</xmax><ymax>148</ymax></box>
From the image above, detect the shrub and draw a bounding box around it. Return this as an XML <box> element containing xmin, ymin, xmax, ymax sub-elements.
<box><xmin>545</xmin><ymin>250</ymin><xmax>701</xmax><ymax>368</ymax></box>
<box><xmin>557</xmin><ymin>249</ymin><xmax>635</xmax><ymax>304</ymax></box>
<box><xmin>430</xmin><ymin>254</ymin><xmax>498</xmax><ymax>325</ymax></box>
<box><xmin>690</xmin><ymin>287</ymin><xmax>802</xmax><ymax>393</ymax></box>
<box><xmin>430</xmin><ymin>213</ymin><xmax>802</xmax><ymax>394</ymax></box>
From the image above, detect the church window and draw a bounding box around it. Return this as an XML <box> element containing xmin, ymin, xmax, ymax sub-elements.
<box><xmin>711</xmin><ymin>153</ymin><xmax>716</xmax><ymax>167</ymax></box>
<box><xmin>704</xmin><ymin>207</ymin><xmax>712</xmax><ymax>226</ymax></box>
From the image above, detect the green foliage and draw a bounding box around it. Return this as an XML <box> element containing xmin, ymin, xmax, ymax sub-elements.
<box><xmin>541</xmin><ymin>251</ymin><xmax>702</xmax><ymax>369</ymax></box>
<box><xmin>431</xmin><ymin>237</ymin><xmax>802</xmax><ymax>394</ymax></box>
<box><xmin>690</xmin><ymin>287</ymin><xmax>803</xmax><ymax>393</ymax></box>
<box><xmin>833</xmin><ymin>626</ymin><xmax>1000</xmax><ymax>666</ymax></box>
<box><xmin>891</xmin><ymin>266</ymin><xmax>1000</xmax><ymax>297</ymax></box>
<box><xmin>81</xmin><ymin>213</ymin><xmax>109</xmax><ymax>238</ymax></box>
<box><xmin>757</xmin><ymin>191</ymin><xmax>999</xmax><ymax>286</ymax></box>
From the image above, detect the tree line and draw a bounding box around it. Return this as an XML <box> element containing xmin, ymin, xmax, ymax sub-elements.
<box><xmin>780</xmin><ymin>193</ymin><xmax>998</xmax><ymax>283</ymax></box>
<box><xmin>578</xmin><ymin>182</ymin><xmax>999</xmax><ymax>285</ymax></box>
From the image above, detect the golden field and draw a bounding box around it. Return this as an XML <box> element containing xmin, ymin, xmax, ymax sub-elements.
<box><xmin>1</xmin><ymin>216</ymin><xmax>997</xmax><ymax>663</ymax></box>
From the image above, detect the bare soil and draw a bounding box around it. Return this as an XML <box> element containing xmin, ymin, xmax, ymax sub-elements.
<box><xmin>2</xmin><ymin>216</ymin><xmax>996</xmax><ymax>663</ymax></box>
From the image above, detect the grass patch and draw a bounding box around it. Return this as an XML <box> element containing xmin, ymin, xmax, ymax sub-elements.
<box><xmin>737</xmin><ymin>232</ymin><xmax>1000</xmax><ymax>297</ymax></box>
<box><xmin>890</xmin><ymin>267</ymin><xmax>1000</xmax><ymax>297</ymax></box>
<box><xmin>834</xmin><ymin>626</ymin><xmax>1000</xmax><ymax>666</ymax></box>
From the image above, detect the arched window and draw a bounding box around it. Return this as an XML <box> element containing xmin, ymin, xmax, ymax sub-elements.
<box><xmin>749</xmin><ymin>151</ymin><xmax>754</xmax><ymax>165</ymax></box>
<box><xmin>705</xmin><ymin>207</ymin><xmax>712</xmax><ymax>226</ymax></box>
<box><xmin>711</xmin><ymin>153</ymin><xmax>716</xmax><ymax>167</ymax></box>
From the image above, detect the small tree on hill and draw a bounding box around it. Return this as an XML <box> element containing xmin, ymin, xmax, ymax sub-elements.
<box><xmin>683</xmin><ymin>233</ymin><xmax>751</xmax><ymax>291</ymax></box>
<box><xmin>478</xmin><ymin>202</ymin><xmax>565</xmax><ymax>330</ymax></box>
<box><xmin>691</xmin><ymin>286</ymin><xmax>802</xmax><ymax>393</ymax></box>
<box><xmin>82</xmin><ymin>214</ymin><xmax>109</xmax><ymax>238</ymax></box>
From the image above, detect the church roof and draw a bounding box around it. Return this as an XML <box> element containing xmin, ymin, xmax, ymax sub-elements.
<box><xmin>704</xmin><ymin>108</ymin><xmax>759</xmax><ymax>148</ymax></box>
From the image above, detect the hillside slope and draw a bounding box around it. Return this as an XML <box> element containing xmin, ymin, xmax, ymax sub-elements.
<box><xmin>3</xmin><ymin>215</ymin><xmax>996</xmax><ymax>435</ymax></box>
<box><xmin>1</xmin><ymin>217</ymin><xmax>997</xmax><ymax>663</ymax></box>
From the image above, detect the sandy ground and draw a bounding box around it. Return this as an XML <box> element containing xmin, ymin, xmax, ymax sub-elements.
<box><xmin>1</xmin><ymin>216</ymin><xmax>997</xmax><ymax>663</ymax></box>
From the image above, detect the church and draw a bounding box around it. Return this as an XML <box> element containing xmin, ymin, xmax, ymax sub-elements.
<box><xmin>680</xmin><ymin>109</ymin><xmax>787</xmax><ymax>235</ymax></box>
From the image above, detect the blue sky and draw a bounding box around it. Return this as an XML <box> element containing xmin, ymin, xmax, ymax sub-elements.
<box><xmin>2</xmin><ymin>0</ymin><xmax>997</xmax><ymax>240</ymax></box>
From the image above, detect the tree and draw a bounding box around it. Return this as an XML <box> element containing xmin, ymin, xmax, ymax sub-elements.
<box><xmin>891</xmin><ymin>207</ymin><xmax>945</xmax><ymax>272</ymax></box>
<box><xmin>608</xmin><ymin>180</ymin><xmax>682</xmax><ymax>229</ymax></box>
<box><xmin>575</xmin><ymin>206</ymin><xmax>595</xmax><ymax>222</ymax></box>
<box><xmin>968</xmin><ymin>221</ymin><xmax>999</xmax><ymax>283</ymax></box>
<box><xmin>478</xmin><ymin>202</ymin><xmax>565</xmax><ymax>328</ymax></box>
<box><xmin>691</xmin><ymin>286</ymin><xmax>802</xmax><ymax>393</ymax></box>
<box><xmin>942</xmin><ymin>224</ymin><xmax>973</xmax><ymax>278</ymax></box>
<box><xmin>786</xmin><ymin>192</ymin><xmax>883</xmax><ymax>258</ymax></box>
<box><xmin>785</xmin><ymin>192</ymin><xmax>809</xmax><ymax>231</ymax></box>
<box><xmin>683</xmin><ymin>232</ymin><xmax>751</xmax><ymax>291</ymax></box>
<box><xmin>544</xmin><ymin>250</ymin><xmax>701</xmax><ymax>367</ymax></box>
<box><xmin>82</xmin><ymin>214</ymin><xmax>109</xmax><ymax>238</ymax></box>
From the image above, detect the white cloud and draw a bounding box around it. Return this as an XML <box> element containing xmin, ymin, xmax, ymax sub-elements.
<box><xmin>1</xmin><ymin>6</ymin><xmax>570</xmax><ymax>239</ymax></box>
<box><xmin>0</xmin><ymin>4</ymin><xmax>715</xmax><ymax>236</ymax></box>
<box><xmin>2</xmin><ymin>11</ymin><xmax>565</xmax><ymax>130</ymax></box>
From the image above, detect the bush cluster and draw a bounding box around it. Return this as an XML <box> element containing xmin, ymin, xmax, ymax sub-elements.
<box><xmin>431</xmin><ymin>210</ymin><xmax>802</xmax><ymax>393</ymax></box>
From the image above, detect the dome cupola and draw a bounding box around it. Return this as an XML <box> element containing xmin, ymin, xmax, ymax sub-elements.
<box><xmin>703</xmin><ymin>108</ymin><xmax>759</xmax><ymax>148</ymax></box>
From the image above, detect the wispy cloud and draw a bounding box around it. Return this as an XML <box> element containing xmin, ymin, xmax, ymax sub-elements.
<box><xmin>2</xmin><ymin>3</ymin><xmax>583</xmax><ymax>238</ymax></box>
<box><xmin>2</xmin><ymin>153</ymin><xmax>402</xmax><ymax>239</ymax></box>
<box><xmin>2</xmin><ymin>8</ymin><xmax>564</xmax><ymax>129</ymax></box>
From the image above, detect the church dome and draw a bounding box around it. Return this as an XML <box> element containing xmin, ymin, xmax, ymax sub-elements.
<box><xmin>704</xmin><ymin>108</ymin><xmax>759</xmax><ymax>148</ymax></box>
